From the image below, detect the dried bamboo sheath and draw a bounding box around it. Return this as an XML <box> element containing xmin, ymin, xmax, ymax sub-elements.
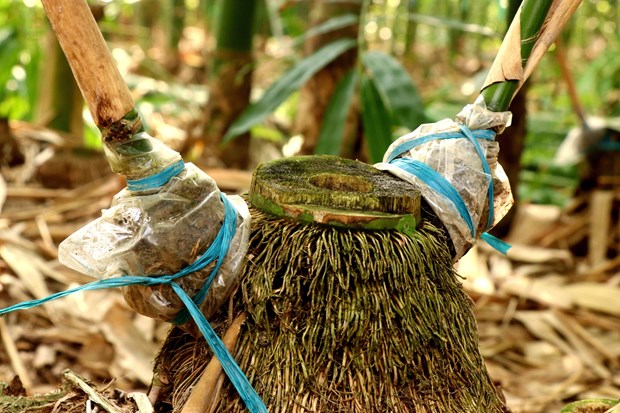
<box><xmin>158</xmin><ymin>208</ymin><xmax>507</xmax><ymax>412</ymax></box>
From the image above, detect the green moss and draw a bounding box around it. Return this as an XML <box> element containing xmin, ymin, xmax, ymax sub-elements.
<box><xmin>0</xmin><ymin>386</ymin><xmax>65</xmax><ymax>413</ymax></box>
<box><xmin>249</xmin><ymin>155</ymin><xmax>421</xmax><ymax>233</ymax></box>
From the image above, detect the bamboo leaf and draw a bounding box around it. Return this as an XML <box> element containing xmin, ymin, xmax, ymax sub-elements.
<box><xmin>360</xmin><ymin>74</ymin><xmax>392</xmax><ymax>164</ymax></box>
<box><xmin>224</xmin><ymin>38</ymin><xmax>357</xmax><ymax>142</ymax></box>
<box><xmin>0</xmin><ymin>28</ymin><xmax>20</xmax><ymax>97</ymax></box>
<box><xmin>315</xmin><ymin>69</ymin><xmax>358</xmax><ymax>156</ymax></box>
<box><xmin>293</xmin><ymin>14</ymin><xmax>359</xmax><ymax>47</ymax></box>
<box><xmin>406</xmin><ymin>13</ymin><xmax>498</xmax><ymax>37</ymax></box>
<box><xmin>362</xmin><ymin>51</ymin><xmax>427</xmax><ymax>131</ymax></box>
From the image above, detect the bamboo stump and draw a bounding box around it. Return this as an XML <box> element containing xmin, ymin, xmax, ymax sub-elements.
<box><xmin>155</xmin><ymin>156</ymin><xmax>508</xmax><ymax>413</ymax></box>
<box><xmin>249</xmin><ymin>155</ymin><xmax>420</xmax><ymax>232</ymax></box>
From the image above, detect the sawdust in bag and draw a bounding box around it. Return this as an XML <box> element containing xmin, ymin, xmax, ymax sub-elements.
<box><xmin>376</xmin><ymin>96</ymin><xmax>513</xmax><ymax>260</ymax></box>
<box><xmin>58</xmin><ymin>133</ymin><xmax>250</xmax><ymax>323</ymax></box>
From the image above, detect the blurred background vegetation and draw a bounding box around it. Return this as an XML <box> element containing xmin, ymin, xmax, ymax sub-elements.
<box><xmin>0</xmin><ymin>0</ymin><xmax>618</xmax><ymax>208</ymax></box>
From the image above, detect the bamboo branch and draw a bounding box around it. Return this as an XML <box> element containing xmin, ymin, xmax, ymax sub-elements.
<box><xmin>480</xmin><ymin>0</ymin><xmax>583</xmax><ymax>112</ymax></box>
<box><xmin>40</xmin><ymin>0</ymin><xmax>134</xmax><ymax>131</ymax></box>
<box><xmin>521</xmin><ymin>0</ymin><xmax>584</xmax><ymax>89</ymax></box>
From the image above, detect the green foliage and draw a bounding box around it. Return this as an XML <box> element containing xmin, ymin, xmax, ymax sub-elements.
<box><xmin>0</xmin><ymin>2</ymin><xmax>42</xmax><ymax>121</ymax></box>
<box><xmin>518</xmin><ymin>115</ymin><xmax>578</xmax><ymax>206</ymax></box>
<box><xmin>312</xmin><ymin>48</ymin><xmax>428</xmax><ymax>157</ymax></box>
<box><xmin>224</xmin><ymin>18</ymin><xmax>430</xmax><ymax>157</ymax></box>
<box><xmin>251</xmin><ymin>124</ymin><xmax>285</xmax><ymax>143</ymax></box>
<box><xmin>277</xmin><ymin>1</ymin><xmax>310</xmax><ymax>38</ymax></box>
<box><xmin>362</xmin><ymin>50</ymin><xmax>428</xmax><ymax>130</ymax></box>
<box><xmin>315</xmin><ymin>69</ymin><xmax>358</xmax><ymax>155</ymax></box>
<box><xmin>83</xmin><ymin>121</ymin><xmax>103</xmax><ymax>150</ymax></box>
<box><xmin>292</xmin><ymin>13</ymin><xmax>359</xmax><ymax>47</ymax></box>
<box><xmin>0</xmin><ymin>28</ymin><xmax>20</xmax><ymax>99</ymax></box>
<box><xmin>360</xmin><ymin>74</ymin><xmax>393</xmax><ymax>163</ymax></box>
<box><xmin>223</xmin><ymin>38</ymin><xmax>357</xmax><ymax>142</ymax></box>
<box><xmin>577</xmin><ymin>43</ymin><xmax>620</xmax><ymax>117</ymax></box>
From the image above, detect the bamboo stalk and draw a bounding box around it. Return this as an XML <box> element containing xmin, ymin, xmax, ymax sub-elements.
<box><xmin>520</xmin><ymin>0</ymin><xmax>584</xmax><ymax>89</ymax></box>
<box><xmin>39</xmin><ymin>0</ymin><xmax>134</xmax><ymax>132</ymax></box>
<box><xmin>555</xmin><ymin>39</ymin><xmax>587</xmax><ymax>126</ymax></box>
<box><xmin>480</xmin><ymin>0</ymin><xmax>583</xmax><ymax>112</ymax></box>
<box><xmin>40</xmin><ymin>0</ymin><xmax>155</xmax><ymax>165</ymax></box>
<box><xmin>480</xmin><ymin>0</ymin><xmax>553</xmax><ymax>111</ymax></box>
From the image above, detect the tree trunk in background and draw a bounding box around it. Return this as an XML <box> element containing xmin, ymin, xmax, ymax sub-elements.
<box><xmin>403</xmin><ymin>0</ymin><xmax>419</xmax><ymax>58</ymax></box>
<box><xmin>201</xmin><ymin>0</ymin><xmax>257</xmax><ymax>169</ymax></box>
<box><xmin>137</xmin><ymin>0</ymin><xmax>161</xmax><ymax>49</ymax></box>
<box><xmin>166</xmin><ymin>0</ymin><xmax>186</xmax><ymax>73</ymax></box>
<box><xmin>296</xmin><ymin>0</ymin><xmax>361</xmax><ymax>158</ymax></box>
<box><xmin>492</xmin><ymin>0</ymin><xmax>526</xmax><ymax>237</ymax></box>
<box><xmin>0</xmin><ymin>117</ymin><xmax>24</xmax><ymax>167</ymax></box>
<box><xmin>35</xmin><ymin>30</ymin><xmax>83</xmax><ymax>137</ymax></box>
<box><xmin>448</xmin><ymin>0</ymin><xmax>470</xmax><ymax>61</ymax></box>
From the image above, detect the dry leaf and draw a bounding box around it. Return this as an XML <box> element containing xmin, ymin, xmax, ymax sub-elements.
<box><xmin>563</xmin><ymin>283</ymin><xmax>620</xmax><ymax>317</ymax></box>
<box><xmin>501</xmin><ymin>276</ymin><xmax>573</xmax><ymax>309</ymax></box>
<box><xmin>101</xmin><ymin>303</ymin><xmax>158</xmax><ymax>385</ymax></box>
<box><xmin>506</xmin><ymin>244</ymin><xmax>573</xmax><ymax>267</ymax></box>
<box><xmin>0</xmin><ymin>243</ymin><xmax>50</xmax><ymax>299</ymax></box>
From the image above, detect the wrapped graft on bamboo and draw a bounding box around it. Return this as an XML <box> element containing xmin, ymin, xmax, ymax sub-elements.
<box><xmin>38</xmin><ymin>0</ymin><xmax>251</xmax><ymax>326</ymax></box>
<box><xmin>379</xmin><ymin>0</ymin><xmax>583</xmax><ymax>260</ymax></box>
<box><xmin>376</xmin><ymin>97</ymin><xmax>513</xmax><ymax>260</ymax></box>
<box><xmin>59</xmin><ymin>125</ymin><xmax>251</xmax><ymax>322</ymax></box>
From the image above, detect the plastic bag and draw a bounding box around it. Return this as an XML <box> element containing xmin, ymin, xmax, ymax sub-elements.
<box><xmin>104</xmin><ymin>131</ymin><xmax>183</xmax><ymax>180</ymax></box>
<box><xmin>375</xmin><ymin>96</ymin><xmax>513</xmax><ymax>260</ymax></box>
<box><xmin>59</xmin><ymin>133</ymin><xmax>250</xmax><ymax>323</ymax></box>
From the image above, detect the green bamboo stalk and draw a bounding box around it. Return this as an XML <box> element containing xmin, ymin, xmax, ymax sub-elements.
<box><xmin>480</xmin><ymin>0</ymin><xmax>554</xmax><ymax>112</ymax></box>
<box><xmin>168</xmin><ymin>0</ymin><xmax>186</xmax><ymax>62</ymax></box>
<box><xmin>200</xmin><ymin>0</ymin><xmax>258</xmax><ymax>168</ymax></box>
<box><xmin>403</xmin><ymin>0</ymin><xmax>419</xmax><ymax>56</ymax></box>
<box><xmin>215</xmin><ymin>0</ymin><xmax>256</xmax><ymax>54</ymax></box>
<box><xmin>35</xmin><ymin>30</ymin><xmax>83</xmax><ymax>137</ymax></box>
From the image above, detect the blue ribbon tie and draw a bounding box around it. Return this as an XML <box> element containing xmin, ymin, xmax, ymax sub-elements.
<box><xmin>126</xmin><ymin>159</ymin><xmax>186</xmax><ymax>191</ymax></box>
<box><xmin>387</xmin><ymin>126</ymin><xmax>511</xmax><ymax>254</ymax></box>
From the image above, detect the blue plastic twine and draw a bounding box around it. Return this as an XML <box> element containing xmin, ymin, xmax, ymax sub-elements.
<box><xmin>387</xmin><ymin>126</ymin><xmax>511</xmax><ymax>254</ymax></box>
<box><xmin>0</xmin><ymin>175</ymin><xmax>268</xmax><ymax>412</ymax></box>
<box><xmin>126</xmin><ymin>159</ymin><xmax>186</xmax><ymax>191</ymax></box>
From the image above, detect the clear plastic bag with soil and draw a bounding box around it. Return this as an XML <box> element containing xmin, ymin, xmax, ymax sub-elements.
<box><xmin>58</xmin><ymin>136</ymin><xmax>250</xmax><ymax>324</ymax></box>
<box><xmin>376</xmin><ymin>96</ymin><xmax>514</xmax><ymax>260</ymax></box>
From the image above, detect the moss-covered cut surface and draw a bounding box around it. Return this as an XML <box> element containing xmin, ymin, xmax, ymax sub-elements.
<box><xmin>249</xmin><ymin>155</ymin><xmax>421</xmax><ymax>231</ymax></box>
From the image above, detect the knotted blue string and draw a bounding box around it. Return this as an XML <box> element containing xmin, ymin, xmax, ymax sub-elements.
<box><xmin>387</xmin><ymin>125</ymin><xmax>510</xmax><ymax>254</ymax></box>
<box><xmin>480</xmin><ymin>232</ymin><xmax>511</xmax><ymax>255</ymax></box>
<box><xmin>0</xmin><ymin>189</ymin><xmax>267</xmax><ymax>413</ymax></box>
<box><xmin>391</xmin><ymin>158</ymin><xmax>476</xmax><ymax>238</ymax></box>
<box><xmin>126</xmin><ymin>159</ymin><xmax>185</xmax><ymax>191</ymax></box>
